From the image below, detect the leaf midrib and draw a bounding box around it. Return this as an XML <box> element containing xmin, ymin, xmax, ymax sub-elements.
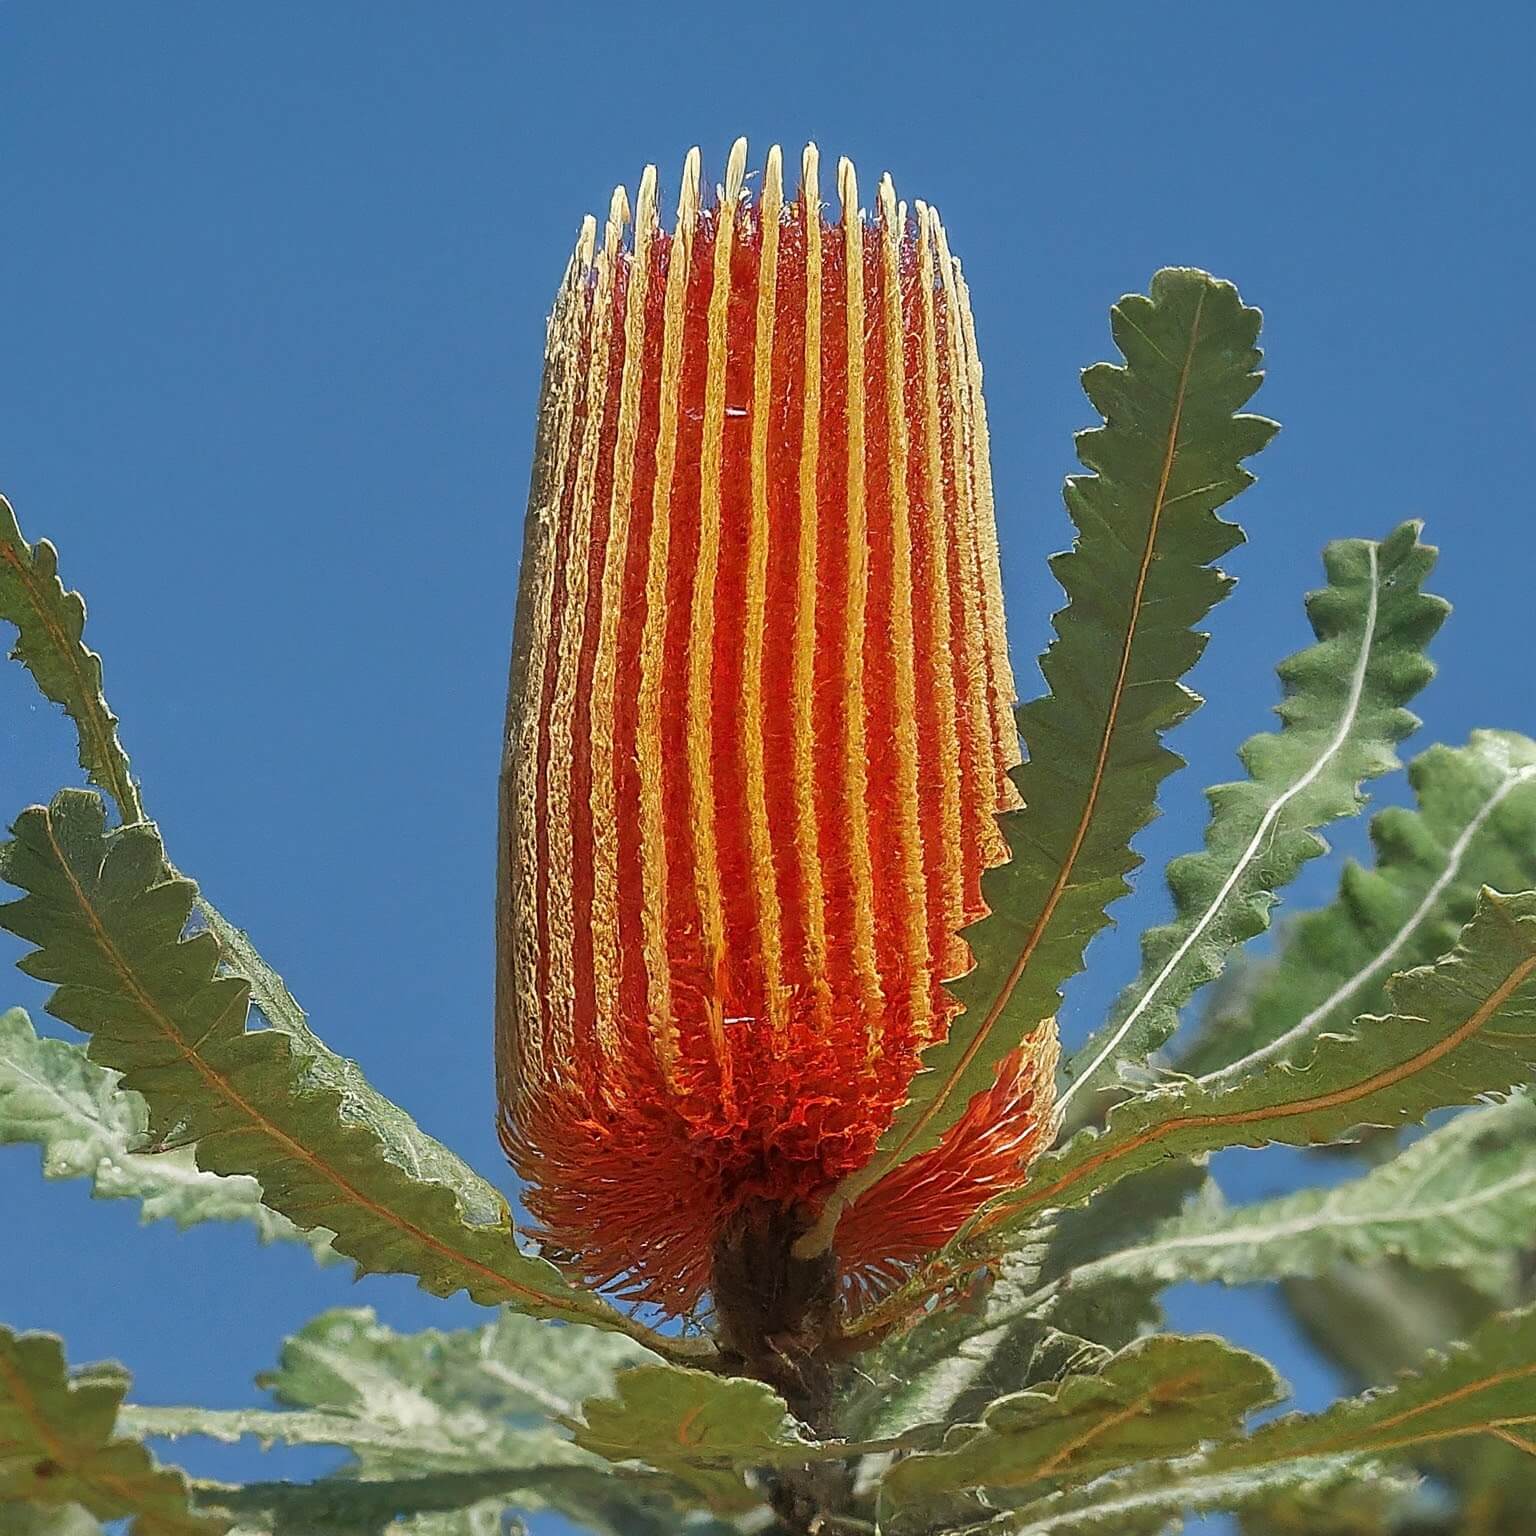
<box><xmin>36</xmin><ymin>809</ymin><xmax>637</xmax><ymax>1340</ymax></box>
<box><xmin>1082</xmin><ymin>1162</ymin><xmax>1536</xmax><ymax>1278</ymax></box>
<box><xmin>0</xmin><ymin>534</ymin><xmax>141</xmax><ymax>823</ymax></box>
<box><xmin>1061</xmin><ymin>540</ymin><xmax>1383</xmax><ymax>1115</ymax></box>
<box><xmin>847</xmin><ymin>925</ymin><xmax>1536</xmax><ymax>1338</ymax></box>
<box><xmin>888</xmin><ymin>288</ymin><xmax>1210</xmax><ymax>1170</ymax></box>
<box><xmin>1021</xmin><ymin>934</ymin><xmax>1536</xmax><ymax>1220</ymax></box>
<box><xmin>1208</xmin><ymin>762</ymin><xmax>1536</xmax><ymax>1085</ymax></box>
<box><xmin>1311</xmin><ymin>1360</ymin><xmax>1536</xmax><ymax>1449</ymax></box>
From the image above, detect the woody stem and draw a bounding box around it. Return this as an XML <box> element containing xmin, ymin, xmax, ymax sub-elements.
<box><xmin>711</xmin><ymin>1199</ymin><xmax>854</xmax><ymax>1534</ymax></box>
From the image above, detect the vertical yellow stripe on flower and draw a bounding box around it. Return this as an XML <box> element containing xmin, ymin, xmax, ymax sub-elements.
<box><xmin>687</xmin><ymin>135</ymin><xmax>747</xmax><ymax>1088</ymax></box>
<box><xmin>588</xmin><ymin>166</ymin><xmax>658</xmax><ymax>1070</ymax></box>
<box><xmin>877</xmin><ymin>175</ymin><xmax>933</xmax><ymax>1039</ymax></box>
<box><xmin>837</xmin><ymin>157</ymin><xmax>884</xmax><ymax>1047</ymax></box>
<box><xmin>913</xmin><ymin>202</ymin><xmax>966</xmax><ymax>959</ymax></box>
<box><xmin>792</xmin><ymin>145</ymin><xmax>831</xmax><ymax>1020</ymax></box>
<box><xmin>956</xmin><ymin>269</ymin><xmax>1023</xmax><ymax>792</ymax></box>
<box><xmin>744</xmin><ymin>145</ymin><xmax>787</xmax><ymax>1044</ymax></box>
<box><xmin>636</xmin><ymin>148</ymin><xmax>701</xmax><ymax>1087</ymax></box>
<box><xmin>934</xmin><ymin>214</ymin><xmax>1008</xmax><ymax>865</ymax></box>
<box><xmin>546</xmin><ymin>191</ymin><xmax>625</xmax><ymax>1067</ymax></box>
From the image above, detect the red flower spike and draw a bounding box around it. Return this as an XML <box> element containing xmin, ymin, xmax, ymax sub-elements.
<box><xmin>496</xmin><ymin>140</ymin><xmax>1059</xmax><ymax>1318</ymax></box>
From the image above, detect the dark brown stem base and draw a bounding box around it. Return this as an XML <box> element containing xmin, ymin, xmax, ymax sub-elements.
<box><xmin>712</xmin><ymin>1199</ymin><xmax>854</xmax><ymax>1534</ymax></box>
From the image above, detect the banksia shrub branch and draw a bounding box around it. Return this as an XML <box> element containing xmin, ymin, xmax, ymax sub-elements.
<box><xmin>3</xmin><ymin>136</ymin><xmax>1533</xmax><ymax>1536</ymax></box>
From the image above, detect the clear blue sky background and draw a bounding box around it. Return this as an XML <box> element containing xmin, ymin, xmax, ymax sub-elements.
<box><xmin>2</xmin><ymin>5</ymin><xmax>1532</xmax><ymax>1532</ymax></box>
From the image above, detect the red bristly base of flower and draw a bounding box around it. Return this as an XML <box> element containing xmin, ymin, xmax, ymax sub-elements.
<box><xmin>506</xmin><ymin>1027</ymin><xmax>1058</xmax><ymax>1322</ymax></box>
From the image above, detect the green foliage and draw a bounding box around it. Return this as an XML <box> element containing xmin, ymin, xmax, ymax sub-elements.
<box><xmin>125</xmin><ymin>1308</ymin><xmax>699</xmax><ymax>1536</ymax></box>
<box><xmin>836</xmin><ymin>1238</ymin><xmax>1076</xmax><ymax>1443</ymax></box>
<box><xmin>1061</xmin><ymin>521</ymin><xmax>1445</xmax><ymax>1117</ymax></box>
<box><xmin>260</xmin><ymin>1306</ymin><xmax>650</xmax><ymax>1426</ymax></box>
<box><xmin>1281</xmin><ymin>1253</ymin><xmax>1536</xmax><ymax>1535</ymax></box>
<box><xmin>883</xmin><ymin>1334</ymin><xmax>1282</xmax><ymax>1500</ymax></box>
<box><xmin>995</xmin><ymin>1458</ymin><xmax>1417</xmax><ymax>1536</ymax></box>
<box><xmin>994</xmin><ymin>1306</ymin><xmax>1536</xmax><ymax>1532</ymax></box>
<box><xmin>808</xmin><ymin>270</ymin><xmax>1278</xmax><ymax>1245</ymax></box>
<box><xmin>0</xmin><ymin>791</ymin><xmax>690</xmax><ymax>1354</ymax></box>
<box><xmin>974</xmin><ymin>887</ymin><xmax>1536</xmax><ymax>1241</ymax></box>
<box><xmin>573</xmin><ymin>1367</ymin><xmax>811</xmax><ymax>1510</ymax></box>
<box><xmin>1067</xmin><ymin>1092</ymin><xmax>1536</xmax><ymax>1298</ymax></box>
<box><xmin>0</xmin><ymin>492</ymin><xmax>518</xmax><ymax>1239</ymax></box>
<box><xmin>1028</xmin><ymin>1159</ymin><xmax>1209</xmax><ymax>1350</ymax></box>
<box><xmin>201</xmin><ymin>1470</ymin><xmax>608</xmax><ymax>1536</ymax></box>
<box><xmin>200</xmin><ymin>905</ymin><xmax>514</xmax><ymax>1233</ymax></box>
<box><xmin>1232</xmin><ymin>1475</ymin><xmax>1426</xmax><ymax>1536</ymax></box>
<box><xmin>0</xmin><ymin>1005</ymin><xmax>336</xmax><ymax>1258</ymax></box>
<box><xmin>1190</xmin><ymin>729</ymin><xmax>1536</xmax><ymax>1080</ymax></box>
<box><xmin>1218</xmin><ymin>1303</ymin><xmax>1536</xmax><ymax>1472</ymax></box>
<box><xmin>0</xmin><ymin>1325</ymin><xmax>221</xmax><ymax>1535</ymax></box>
<box><xmin>0</xmin><ymin>494</ymin><xmax>141</xmax><ymax>824</ymax></box>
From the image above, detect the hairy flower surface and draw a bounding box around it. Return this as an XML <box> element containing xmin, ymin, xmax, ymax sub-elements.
<box><xmin>497</xmin><ymin>140</ymin><xmax>1058</xmax><ymax>1314</ymax></box>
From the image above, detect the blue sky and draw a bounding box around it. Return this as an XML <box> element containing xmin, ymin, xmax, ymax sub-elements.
<box><xmin>2</xmin><ymin>3</ymin><xmax>1532</xmax><ymax>1531</ymax></box>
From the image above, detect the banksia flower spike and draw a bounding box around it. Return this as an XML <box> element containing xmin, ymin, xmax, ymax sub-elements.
<box><xmin>496</xmin><ymin>140</ymin><xmax>1059</xmax><ymax>1329</ymax></box>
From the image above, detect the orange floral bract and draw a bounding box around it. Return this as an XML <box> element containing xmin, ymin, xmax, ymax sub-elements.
<box><xmin>497</xmin><ymin>141</ymin><xmax>1057</xmax><ymax>1314</ymax></box>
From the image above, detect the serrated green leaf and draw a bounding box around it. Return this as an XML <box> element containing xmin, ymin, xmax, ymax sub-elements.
<box><xmin>1060</xmin><ymin>521</ymin><xmax>1445</xmax><ymax>1117</ymax></box>
<box><xmin>1002</xmin><ymin>1303</ymin><xmax>1535</xmax><ymax>1536</ymax></box>
<box><xmin>575</xmin><ymin>1365</ymin><xmax>803</xmax><ymax>1468</ymax></box>
<box><xmin>971</xmin><ymin>887</ymin><xmax>1536</xmax><ymax>1243</ymax></box>
<box><xmin>1214</xmin><ymin>1304</ymin><xmax>1536</xmax><ymax>1474</ymax></box>
<box><xmin>573</xmin><ymin>1365</ymin><xmax>808</xmax><ymax>1510</ymax></box>
<box><xmin>193</xmin><ymin>906</ymin><xmax>511</xmax><ymax>1232</ymax></box>
<box><xmin>0</xmin><ymin>497</ymin><xmax>521</xmax><ymax>1263</ymax></box>
<box><xmin>0</xmin><ymin>1325</ymin><xmax>225</xmax><ymax>1536</ymax></box>
<box><xmin>0</xmin><ymin>790</ymin><xmax>699</xmax><ymax>1359</ymax></box>
<box><xmin>259</xmin><ymin>1306</ymin><xmax>650</xmax><ymax>1435</ymax></box>
<box><xmin>883</xmin><ymin>1334</ymin><xmax>1282</xmax><ymax>1501</ymax></box>
<box><xmin>942</xmin><ymin>1310</ymin><xmax>1535</xmax><ymax>1531</ymax></box>
<box><xmin>1189</xmin><ymin>730</ymin><xmax>1536</xmax><ymax>1081</ymax></box>
<box><xmin>0</xmin><ymin>494</ymin><xmax>142</xmax><ymax>824</ymax></box>
<box><xmin>807</xmin><ymin>269</ymin><xmax>1277</xmax><ymax>1249</ymax></box>
<box><xmin>1069</xmin><ymin>1093</ymin><xmax>1536</xmax><ymax>1298</ymax></box>
<box><xmin>1281</xmin><ymin>1261</ymin><xmax>1536</xmax><ymax>1532</ymax></box>
<box><xmin>0</xmin><ymin>1006</ymin><xmax>337</xmax><ymax>1259</ymax></box>
<box><xmin>123</xmin><ymin>1405</ymin><xmax>395</xmax><ymax>1453</ymax></box>
<box><xmin>125</xmin><ymin>1308</ymin><xmax>702</xmax><ymax>1536</ymax></box>
<box><xmin>196</xmin><ymin>1470</ymin><xmax>606</xmax><ymax>1536</ymax></box>
<box><xmin>995</xmin><ymin>1457</ymin><xmax>1415</xmax><ymax>1536</ymax></box>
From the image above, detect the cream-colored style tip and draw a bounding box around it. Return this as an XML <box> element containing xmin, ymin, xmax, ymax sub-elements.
<box><xmin>634</xmin><ymin>164</ymin><xmax>659</xmax><ymax>242</ymax></box>
<box><xmin>605</xmin><ymin>185</ymin><xmax>630</xmax><ymax>247</ymax></box>
<box><xmin>676</xmin><ymin>147</ymin><xmax>702</xmax><ymax>234</ymax></box>
<box><xmin>723</xmin><ymin>136</ymin><xmax>748</xmax><ymax>210</ymax></box>
<box><xmin>877</xmin><ymin>172</ymin><xmax>900</xmax><ymax>242</ymax></box>
<box><xmin>568</xmin><ymin>213</ymin><xmax>598</xmax><ymax>284</ymax></box>
<box><xmin>762</xmin><ymin>144</ymin><xmax>784</xmax><ymax>215</ymax></box>
<box><xmin>914</xmin><ymin>200</ymin><xmax>937</xmax><ymax>276</ymax></box>
<box><xmin>563</xmin><ymin>143</ymin><xmax>952</xmax><ymax>262</ymax></box>
<box><xmin>800</xmin><ymin>142</ymin><xmax>821</xmax><ymax>211</ymax></box>
<box><xmin>837</xmin><ymin>156</ymin><xmax>859</xmax><ymax>227</ymax></box>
